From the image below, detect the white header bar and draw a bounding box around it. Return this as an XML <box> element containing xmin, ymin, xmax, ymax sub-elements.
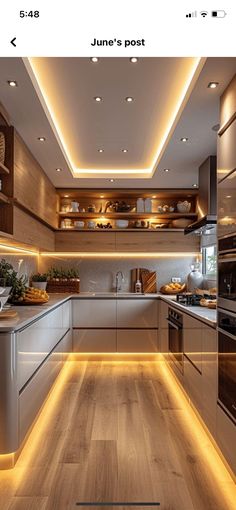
<box><xmin>0</xmin><ymin>0</ymin><xmax>235</xmax><ymax>56</ymax></box>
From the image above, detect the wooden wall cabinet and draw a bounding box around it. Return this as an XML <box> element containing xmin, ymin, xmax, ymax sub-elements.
<box><xmin>13</xmin><ymin>206</ymin><xmax>55</xmax><ymax>251</ymax></box>
<box><xmin>14</xmin><ymin>133</ymin><xmax>58</xmax><ymax>229</ymax></box>
<box><xmin>0</xmin><ymin>125</ymin><xmax>14</xmax><ymax>236</ymax></box>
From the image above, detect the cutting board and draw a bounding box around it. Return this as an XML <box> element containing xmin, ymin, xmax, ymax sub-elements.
<box><xmin>0</xmin><ymin>310</ymin><xmax>18</xmax><ymax>320</ymax></box>
<box><xmin>141</xmin><ymin>270</ymin><xmax>157</xmax><ymax>293</ymax></box>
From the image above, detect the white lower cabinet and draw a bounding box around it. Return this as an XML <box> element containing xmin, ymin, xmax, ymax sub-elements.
<box><xmin>72</xmin><ymin>299</ymin><xmax>116</xmax><ymax>328</ymax></box>
<box><xmin>19</xmin><ymin>328</ymin><xmax>71</xmax><ymax>443</ymax></box>
<box><xmin>158</xmin><ymin>301</ymin><xmax>169</xmax><ymax>354</ymax></box>
<box><xmin>73</xmin><ymin>329</ymin><xmax>116</xmax><ymax>353</ymax></box>
<box><xmin>201</xmin><ymin>326</ymin><xmax>217</xmax><ymax>437</ymax></box>
<box><xmin>117</xmin><ymin>329</ymin><xmax>158</xmax><ymax>352</ymax></box>
<box><xmin>72</xmin><ymin>298</ymin><xmax>159</xmax><ymax>353</ymax></box>
<box><xmin>117</xmin><ymin>299</ymin><xmax>158</xmax><ymax>328</ymax></box>
<box><xmin>217</xmin><ymin>404</ymin><xmax>236</xmax><ymax>474</ymax></box>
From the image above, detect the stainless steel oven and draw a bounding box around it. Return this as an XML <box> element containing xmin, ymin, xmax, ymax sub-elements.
<box><xmin>218</xmin><ymin>308</ymin><xmax>236</xmax><ymax>423</ymax></box>
<box><xmin>218</xmin><ymin>234</ymin><xmax>236</xmax><ymax>312</ymax></box>
<box><xmin>167</xmin><ymin>307</ymin><xmax>183</xmax><ymax>374</ymax></box>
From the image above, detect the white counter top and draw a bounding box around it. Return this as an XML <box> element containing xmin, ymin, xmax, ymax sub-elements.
<box><xmin>0</xmin><ymin>292</ymin><xmax>216</xmax><ymax>332</ymax></box>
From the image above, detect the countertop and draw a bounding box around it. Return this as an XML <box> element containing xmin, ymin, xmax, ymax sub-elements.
<box><xmin>0</xmin><ymin>292</ymin><xmax>216</xmax><ymax>332</ymax></box>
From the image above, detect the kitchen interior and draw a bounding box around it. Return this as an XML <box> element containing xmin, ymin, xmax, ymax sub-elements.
<box><xmin>0</xmin><ymin>57</ymin><xmax>236</xmax><ymax>509</ymax></box>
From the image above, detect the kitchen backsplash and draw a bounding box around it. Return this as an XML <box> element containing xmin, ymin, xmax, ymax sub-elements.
<box><xmin>0</xmin><ymin>250</ymin><xmax>38</xmax><ymax>284</ymax></box>
<box><xmin>39</xmin><ymin>255</ymin><xmax>197</xmax><ymax>292</ymax></box>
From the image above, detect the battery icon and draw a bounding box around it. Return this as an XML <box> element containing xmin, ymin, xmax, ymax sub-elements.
<box><xmin>211</xmin><ymin>10</ymin><xmax>227</xmax><ymax>17</ymax></box>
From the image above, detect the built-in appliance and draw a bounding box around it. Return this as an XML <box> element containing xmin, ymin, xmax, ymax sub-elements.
<box><xmin>168</xmin><ymin>307</ymin><xmax>183</xmax><ymax>373</ymax></box>
<box><xmin>218</xmin><ymin>233</ymin><xmax>236</xmax><ymax>312</ymax></box>
<box><xmin>218</xmin><ymin>308</ymin><xmax>236</xmax><ymax>423</ymax></box>
<box><xmin>185</xmin><ymin>155</ymin><xmax>217</xmax><ymax>235</ymax></box>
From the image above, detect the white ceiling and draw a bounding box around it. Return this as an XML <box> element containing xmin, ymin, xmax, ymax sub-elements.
<box><xmin>0</xmin><ymin>57</ymin><xmax>235</xmax><ymax>188</ymax></box>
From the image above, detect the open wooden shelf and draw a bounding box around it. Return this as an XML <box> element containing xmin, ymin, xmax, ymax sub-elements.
<box><xmin>57</xmin><ymin>228</ymin><xmax>185</xmax><ymax>232</ymax></box>
<box><xmin>0</xmin><ymin>191</ymin><xmax>9</xmax><ymax>204</ymax></box>
<box><xmin>0</xmin><ymin>161</ymin><xmax>10</xmax><ymax>175</ymax></box>
<box><xmin>58</xmin><ymin>211</ymin><xmax>197</xmax><ymax>220</ymax></box>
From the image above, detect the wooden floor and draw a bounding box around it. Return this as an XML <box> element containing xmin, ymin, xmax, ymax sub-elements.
<box><xmin>0</xmin><ymin>360</ymin><xmax>236</xmax><ymax>510</ymax></box>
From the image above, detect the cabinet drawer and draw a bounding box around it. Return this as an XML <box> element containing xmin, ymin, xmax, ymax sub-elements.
<box><xmin>184</xmin><ymin>356</ymin><xmax>202</xmax><ymax>413</ymax></box>
<box><xmin>72</xmin><ymin>299</ymin><xmax>116</xmax><ymax>328</ymax></box>
<box><xmin>183</xmin><ymin>314</ymin><xmax>202</xmax><ymax>372</ymax></box>
<box><xmin>17</xmin><ymin>307</ymin><xmax>64</xmax><ymax>390</ymax></box>
<box><xmin>117</xmin><ymin>299</ymin><xmax>158</xmax><ymax>328</ymax></box>
<box><xmin>19</xmin><ymin>346</ymin><xmax>63</xmax><ymax>443</ymax></box>
<box><xmin>73</xmin><ymin>329</ymin><xmax>116</xmax><ymax>353</ymax></box>
<box><xmin>217</xmin><ymin>404</ymin><xmax>236</xmax><ymax>475</ymax></box>
<box><xmin>117</xmin><ymin>329</ymin><xmax>158</xmax><ymax>352</ymax></box>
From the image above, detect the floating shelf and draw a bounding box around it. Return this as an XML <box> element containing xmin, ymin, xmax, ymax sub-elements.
<box><xmin>0</xmin><ymin>191</ymin><xmax>9</xmax><ymax>204</ymax></box>
<box><xmin>58</xmin><ymin>211</ymin><xmax>197</xmax><ymax>220</ymax></box>
<box><xmin>0</xmin><ymin>161</ymin><xmax>10</xmax><ymax>175</ymax></box>
<box><xmin>57</xmin><ymin>228</ymin><xmax>186</xmax><ymax>232</ymax></box>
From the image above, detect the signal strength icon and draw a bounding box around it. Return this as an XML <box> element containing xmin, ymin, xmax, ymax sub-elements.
<box><xmin>200</xmin><ymin>11</ymin><xmax>208</xmax><ymax>17</ymax></box>
<box><xmin>186</xmin><ymin>11</ymin><xmax>197</xmax><ymax>18</ymax></box>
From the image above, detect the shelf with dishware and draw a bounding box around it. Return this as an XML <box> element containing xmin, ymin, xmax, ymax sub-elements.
<box><xmin>56</xmin><ymin>188</ymin><xmax>198</xmax><ymax>232</ymax></box>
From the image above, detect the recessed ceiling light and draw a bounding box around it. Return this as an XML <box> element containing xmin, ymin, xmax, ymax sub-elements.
<box><xmin>164</xmin><ymin>168</ymin><xmax>170</xmax><ymax>172</ymax></box>
<box><xmin>125</xmin><ymin>97</ymin><xmax>134</xmax><ymax>102</ymax></box>
<box><xmin>226</xmin><ymin>195</ymin><xmax>232</xmax><ymax>198</ymax></box>
<box><xmin>208</xmin><ymin>82</ymin><xmax>219</xmax><ymax>89</ymax></box>
<box><xmin>94</xmin><ymin>96</ymin><xmax>102</xmax><ymax>102</ymax></box>
<box><xmin>38</xmin><ymin>137</ymin><xmax>46</xmax><ymax>142</ymax></box>
<box><xmin>130</xmin><ymin>57</ymin><xmax>138</xmax><ymax>63</ymax></box>
<box><xmin>7</xmin><ymin>80</ymin><xmax>17</xmax><ymax>87</ymax></box>
<box><xmin>98</xmin><ymin>149</ymin><xmax>104</xmax><ymax>153</ymax></box>
<box><xmin>90</xmin><ymin>57</ymin><xmax>99</xmax><ymax>63</ymax></box>
<box><xmin>122</xmin><ymin>149</ymin><xmax>128</xmax><ymax>153</ymax></box>
<box><xmin>109</xmin><ymin>179</ymin><xmax>115</xmax><ymax>183</ymax></box>
<box><xmin>192</xmin><ymin>184</ymin><xmax>198</xmax><ymax>188</ymax></box>
<box><xmin>180</xmin><ymin>137</ymin><xmax>188</xmax><ymax>142</ymax></box>
<box><xmin>56</xmin><ymin>168</ymin><xmax>62</xmax><ymax>172</ymax></box>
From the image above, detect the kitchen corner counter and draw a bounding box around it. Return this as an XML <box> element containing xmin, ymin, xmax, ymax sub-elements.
<box><xmin>160</xmin><ymin>295</ymin><xmax>216</xmax><ymax>328</ymax></box>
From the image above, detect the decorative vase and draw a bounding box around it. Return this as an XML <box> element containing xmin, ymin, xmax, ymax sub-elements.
<box><xmin>187</xmin><ymin>264</ymin><xmax>203</xmax><ymax>292</ymax></box>
<box><xmin>32</xmin><ymin>281</ymin><xmax>47</xmax><ymax>290</ymax></box>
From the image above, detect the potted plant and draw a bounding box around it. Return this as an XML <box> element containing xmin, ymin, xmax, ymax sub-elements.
<box><xmin>31</xmin><ymin>272</ymin><xmax>48</xmax><ymax>290</ymax></box>
<box><xmin>47</xmin><ymin>266</ymin><xmax>80</xmax><ymax>293</ymax></box>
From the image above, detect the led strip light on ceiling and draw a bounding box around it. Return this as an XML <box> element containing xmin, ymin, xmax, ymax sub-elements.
<box><xmin>23</xmin><ymin>57</ymin><xmax>205</xmax><ymax>179</ymax></box>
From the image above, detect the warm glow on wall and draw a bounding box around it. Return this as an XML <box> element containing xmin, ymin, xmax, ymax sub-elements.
<box><xmin>23</xmin><ymin>57</ymin><xmax>205</xmax><ymax>179</ymax></box>
<box><xmin>40</xmin><ymin>251</ymin><xmax>200</xmax><ymax>258</ymax></box>
<box><xmin>0</xmin><ymin>243</ymin><xmax>39</xmax><ymax>256</ymax></box>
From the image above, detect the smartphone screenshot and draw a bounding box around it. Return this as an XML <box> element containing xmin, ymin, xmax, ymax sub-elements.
<box><xmin>0</xmin><ymin>1</ymin><xmax>235</xmax><ymax>509</ymax></box>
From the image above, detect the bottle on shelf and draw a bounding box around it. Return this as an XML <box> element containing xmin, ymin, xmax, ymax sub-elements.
<box><xmin>136</xmin><ymin>198</ymin><xmax>144</xmax><ymax>212</ymax></box>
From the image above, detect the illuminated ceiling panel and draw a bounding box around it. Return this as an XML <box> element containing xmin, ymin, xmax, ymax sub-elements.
<box><xmin>24</xmin><ymin>57</ymin><xmax>204</xmax><ymax>179</ymax></box>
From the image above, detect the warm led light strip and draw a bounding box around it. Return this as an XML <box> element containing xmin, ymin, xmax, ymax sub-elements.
<box><xmin>23</xmin><ymin>57</ymin><xmax>205</xmax><ymax>179</ymax></box>
<box><xmin>0</xmin><ymin>243</ymin><xmax>39</xmax><ymax>256</ymax></box>
<box><xmin>40</xmin><ymin>251</ymin><xmax>200</xmax><ymax>257</ymax></box>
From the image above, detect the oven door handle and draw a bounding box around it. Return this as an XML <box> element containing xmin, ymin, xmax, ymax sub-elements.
<box><xmin>167</xmin><ymin>319</ymin><xmax>182</xmax><ymax>330</ymax></box>
<box><xmin>218</xmin><ymin>326</ymin><xmax>236</xmax><ymax>341</ymax></box>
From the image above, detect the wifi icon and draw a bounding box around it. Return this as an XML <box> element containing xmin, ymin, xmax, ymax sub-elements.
<box><xmin>200</xmin><ymin>11</ymin><xmax>208</xmax><ymax>17</ymax></box>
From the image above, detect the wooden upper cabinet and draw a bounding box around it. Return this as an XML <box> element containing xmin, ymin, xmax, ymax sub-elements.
<box><xmin>220</xmin><ymin>74</ymin><xmax>236</xmax><ymax>129</ymax></box>
<box><xmin>55</xmin><ymin>231</ymin><xmax>116</xmax><ymax>252</ymax></box>
<box><xmin>115</xmin><ymin>231</ymin><xmax>199</xmax><ymax>253</ymax></box>
<box><xmin>14</xmin><ymin>133</ymin><xmax>58</xmax><ymax>228</ymax></box>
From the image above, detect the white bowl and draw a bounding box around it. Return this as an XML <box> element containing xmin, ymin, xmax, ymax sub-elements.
<box><xmin>115</xmin><ymin>220</ymin><xmax>129</xmax><ymax>229</ymax></box>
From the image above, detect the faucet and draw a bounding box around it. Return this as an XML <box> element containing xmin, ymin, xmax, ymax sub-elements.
<box><xmin>116</xmin><ymin>271</ymin><xmax>125</xmax><ymax>292</ymax></box>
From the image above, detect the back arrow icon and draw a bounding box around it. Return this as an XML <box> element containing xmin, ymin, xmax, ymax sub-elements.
<box><xmin>10</xmin><ymin>37</ymin><xmax>16</xmax><ymax>47</ymax></box>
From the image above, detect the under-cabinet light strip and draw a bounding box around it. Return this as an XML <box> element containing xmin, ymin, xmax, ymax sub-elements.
<box><xmin>0</xmin><ymin>243</ymin><xmax>39</xmax><ymax>256</ymax></box>
<box><xmin>40</xmin><ymin>252</ymin><xmax>200</xmax><ymax>258</ymax></box>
